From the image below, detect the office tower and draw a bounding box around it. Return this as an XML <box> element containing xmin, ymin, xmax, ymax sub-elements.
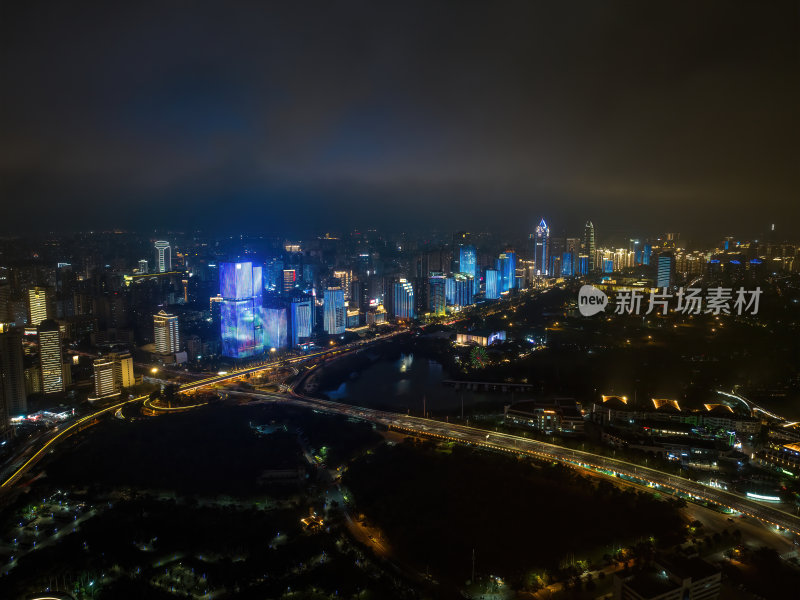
<box><xmin>393</xmin><ymin>279</ymin><xmax>415</xmax><ymax>320</ymax></box>
<box><xmin>445</xmin><ymin>276</ymin><xmax>456</xmax><ymax>305</ymax></box>
<box><xmin>533</xmin><ymin>218</ymin><xmax>550</xmax><ymax>276</ymax></box>
<box><xmin>0</xmin><ymin>330</ymin><xmax>27</xmax><ymax>416</ymax></box>
<box><xmin>92</xmin><ymin>356</ymin><xmax>117</xmax><ymax>399</ymax></box>
<box><xmin>282</xmin><ymin>269</ymin><xmax>296</xmax><ymax>293</ymax></box>
<box><xmin>452</xmin><ymin>273</ymin><xmax>474</xmax><ymax>307</ymax></box>
<box><xmin>603</xmin><ymin>259</ymin><xmax>614</xmax><ymax>273</ymax></box>
<box><xmin>577</xmin><ymin>255</ymin><xmax>589</xmax><ymax>276</ymax></box>
<box><xmin>38</xmin><ymin>319</ymin><xmax>65</xmax><ymax>395</ymax></box>
<box><xmin>289</xmin><ymin>296</ymin><xmax>313</xmax><ymax>347</ymax></box>
<box><xmin>458</xmin><ymin>245</ymin><xmax>478</xmax><ymax>291</ymax></box>
<box><xmin>264</xmin><ymin>306</ymin><xmax>288</xmax><ymax>349</ymax></box>
<box><xmin>220</xmin><ymin>261</ymin><xmax>265</xmax><ymax>358</ymax></box>
<box><xmin>27</xmin><ymin>287</ymin><xmax>54</xmax><ymax>327</ymax></box>
<box><xmin>333</xmin><ymin>270</ymin><xmax>353</xmax><ymax>300</ymax></box>
<box><xmin>583</xmin><ymin>221</ymin><xmax>596</xmax><ymax>272</ymax></box>
<box><xmin>561</xmin><ymin>253</ymin><xmax>574</xmax><ymax>276</ymax></box>
<box><xmin>138</xmin><ymin>259</ymin><xmax>148</xmax><ymax>274</ymax></box>
<box><xmin>642</xmin><ymin>243</ymin><xmax>652</xmax><ymax>266</ymax></box>
<box><xmin>497</xmin><ymin>250</ymin><xmax>517</xmax><ymax>293</ymax></box>
<box><xmin>485</xmin><ymin>268</ymin><xmax>500</xmax><ymax>300</ymax></box>
<box><xmin>153</xmin><ymin>310</ymin><xmax>180</xmax><ymax>354</ymax></box>
<box><xmin>429</xmin><ymin>273</ymin><xmax>447</xmax><ymax>315</ymax></box>
<box><xmin>154</xmin><ymin>241</ymin><xmax>171</xmax><ymax>273</ymax></box>
<box><xmin>656</xmin><ymin>253</ymin><xmax>675</xmax><ymax>289</ymax></box>
<box><xmin>324</xmin><ymin>287</ymin><xmax>346</xmax><ymax>334</ymax></box>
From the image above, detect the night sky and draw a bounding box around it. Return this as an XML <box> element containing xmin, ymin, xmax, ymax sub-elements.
<box><xmin>1</xmin><ymin>1</ymin><xmax>797</xmax><ymax>240</ymax></box>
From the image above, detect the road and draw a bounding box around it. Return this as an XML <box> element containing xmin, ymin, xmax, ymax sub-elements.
<box><xmin>0</xmin><ymin>330</ymin><xmax>404</xmax><ymax>493</ymax></box>
<box><xmin>222</xmin><ymin>387</ymin><xmax>800</xmax><ymax>537</ymax></box>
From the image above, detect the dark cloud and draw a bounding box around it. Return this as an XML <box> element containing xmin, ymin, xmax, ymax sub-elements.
<box><xmin>1</xmin><ymin>1</ymin><xmax>797</xmax><ymax>241</ymax></box>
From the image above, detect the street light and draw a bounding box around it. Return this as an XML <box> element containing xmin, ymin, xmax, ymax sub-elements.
<box><xmin>151</xmin><ymin>367</ymin><xmax>158</xmax><ymax>374</ymax></box>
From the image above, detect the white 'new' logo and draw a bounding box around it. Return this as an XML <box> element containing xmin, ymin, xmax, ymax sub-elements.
<box><xmin>578</xmin><ymin>285</ymin><xmax>608</xmax><ymax>316</ymax></box>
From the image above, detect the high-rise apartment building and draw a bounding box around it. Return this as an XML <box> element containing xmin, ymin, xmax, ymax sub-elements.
<box><xmin>38</xmin><ymin>319</ymin><xmax>65</xmax><ymax>395</ymax></box>
<box><xmin>282</xmin><ymin>269</ymin><xmax>296</xmax><ymax>294</ymax></box>
<box><xmin>27</xmin><ymin>287</ymin><xmax>54</xmax><ymax>327</ymax></box>
<box><xmin>452</xmin><ymin>273</ymin><xmax>474</xmax><ymax>307</ymax></box>
<box><xmin>324</xmin><ymin>287</ymin><xmax>346</xmax><ymax>335</ymax></box>
<box><xmin>392</xmin><ymin>279</ymin><xmax>415</xmax><ymax>320</ymax></box>
<box><xmin>333</xmin><ymin>270</ymin><xmax>353</xmax><ymax>300</ymax></box>
<box><xmin>92</xmin><ymin>356</ymin><xmax>117</xmax><ymax>399</ymax></box>
<box><xmin>112</xmin><ymin>352</ymin><xmax>135</xmax><ymax>389</ymax></box>
<box><xmin>153</xmin><ymin>310</ymin><xmax>180</xmax><ymax>354</ymax></box>
<box><xmin>0</xmin><ymin>330</ymin><xmax>27</xmax><ymax>416</ymax></box>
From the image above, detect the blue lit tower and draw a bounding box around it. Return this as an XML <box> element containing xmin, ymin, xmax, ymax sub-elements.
<box><xmin>324</xmin><ymin>287</ymin><xmax>346</xmax><ymax>334</ymax></box>
<box><xmin>452</xmin><ymin>273</ymin><xmax>474</xmax><ymax>307</ymax></box>
<box><xmin>459</xmin><ymin>245</ymin><xmax>478</xmax><ymax>292</ymax></box>
<box><xmin>497</xmin><ymin>251</ymin><xmax>517</xmax><ymax>292</ymax></box>
<box><xmin>263</xmin><ymin>306</ymin><xmax>288</xmax><ymax>349</ymax></box>
<box><xmin>289</xmin><ymin>295</ymin><xmax>313</xmax><ymax>347</ymax></box>
<box><xmin>220</xmin><ymin>261</ymin><xmax>265</xmax><ymax>358</ymax></box>
<box><xmin>656</xmin><ymin>253</ymin><xmax>674</xmax><ymax>289</ymax></box>
<box><xmin>485</xmin><ymin>268</ymin><xmax>499</xmax><ymax>299</ymax></box>
<box><xmin>392</xmin><ymin>279</ymin><xmax>415</xmax><ymax>320</ymax></box>
<box><xmin>533</xmin><ymin>219</ymin><xmax>550</xmax><ymax>276</ymax></box>
<box><xmin>428</xmin><ymin>273</ymin><xmax>447</xmax><ymax>315</ymax></box>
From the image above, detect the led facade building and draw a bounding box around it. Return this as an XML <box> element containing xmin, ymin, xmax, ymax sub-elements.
<box><xmin>561</xmin><ymin>252</ymin><xmax>574</xmax><ymax>276</ymax></box>
<box><xmin>154</xmin><ymin>241</ymin><xmax>171</xmax><ymax>273</ymax></box>
<box><xmin>485</xmin><ymin>268</ymin><xmax>500</xmax><ymax>299</ymax></box>
<box><xmin>656</xmin><ymin>253</ymin><xmax>675</xmax><ymax>289</ymax></box>
<box><xmin>458</xmin><ymin>245</ymin><xmax>477</xmax><ymax>291</ymax></box>
<box><xmin>27</xmin><ymin>287</ymin><xmax>53</xmax><ymax>327</ymax></box>
<box><xmin>452</xmin><ymin>273</ymin><xmax>474</xmax><ymax>307</ymax></box>
<box><xmin>264</xmin><ymin>306</ymin><xmax>288</xmax><ymax>350</ymax></box>
<box><xmin>497</xmin><ymin>251</ymin><xmax>517</xmax><ymax>293</ymax></box>
<box><xmin>428</xmin><ymin>273</ymin><xmax>447</xmax><ymax>315</ymax></box>
<box><xmin>445</xmin><ymin>276</ymin><xmax>456</xmax><ymax>305</ymax></box>
<box><xmin>393</xmin><ymin>279</ymin><xmax>415</xmax><ymax>320</ymax></box>
<box><xmin>38</xmin><ymin>319</ymin><xmax>65</xmax><ymax>395</ymax></box>
<box><xmin>533</xmin><ymin>218</ymin><xmax>550</xmax><ymax>276</ymax></box>
<box><xmin>324</xmin><ymin>287</ymin><xmax>346</xmax><ymax>335</ymax></box>
<box><xmin>92</xmin><ymin>357</ymin><xmax>117</xmax><ymax>399</ymax></box>
<box><xmin>220</xmin><ymin>262</ymin><xmax>265</xmax><ymax>358</ymax></box>
<box><xmin>153</xmin><ymin>310</ymin><xmax>180</xmax><ymax>354</ymax></box>
<box><xmin>289</xmin><ymin>296</ymin><xmax>313</xmax><ymax>347</ymax></box>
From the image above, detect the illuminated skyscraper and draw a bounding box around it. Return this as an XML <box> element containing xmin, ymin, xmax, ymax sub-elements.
<box><xmin>153</xmin><ymin>310</ymin><xmax>180</xmax><ymax>354</ymax></box>
<box><xmin>324</xmin><ymin>287</ymin><xmax>346</xmax><ymax>335</ymax></box>
<box><xmin>459</xmin><ymin>245</ymin><xmax>477</xmax><ymax>291</ymax></box>
<box><xmin>264</xmin><ymin>306</ymin><xmax>288</xmax><ymax>349</ymax></box>
<box><xmin>38</xmin><ymin>319</ymin><xmax>65</xmax><ymax>395</ymax></box>
<box><xmin>289</xmin><ymin>296</ymin><xmax>313</xmax><ymax>347</ymax></box>
<box><xmin>112</xmin><ymin>352</ymin><xmax>135</xmax><ymax>389</ymax></box>
<box><xmin>0</xmin><ymin>330</ymin><xmax>27</xmax><ymax>416</ymax></box>
<box><xmin>333</xmin><ymin>270</ymin><xmax>353</xmax><ymax>300</ymax></box>
<box><xmin>428</xmin><ymin>273</ymin><xmax>447</xmax><ymax>315</ymax></box>
<box><xmin>561</xmin><ymin>253</ymin><xmax>574</xmax><ymax>276</ymax></box>
<box><xmin>392</xmin><ymin>279</ymin><xmax>415</xmax><ymax>320</ymax></box>
<box><xmin>27</xmin><ymin>286</ymin><xmax>53</xmax><ymax>327</ymax></box>
<box><xmin>533</xmin><ymin>218</ymin><xmax>550</xmax><ymax>276</ymax></box>
<box><xmin>445</xmin><ymin>277</ymin><xmax>456</xmax><ymax>305</ymax></box>
<box><xmin>92</xmin><ymin>356</ymin><xmax>117</xmax><ymax>399</ymax></box>
<box><xmin>282</xmin><ymin>269</ymin><xmax>296</xmax><ymax>293</ymax></box>
<box><xmin>154</xmin><ymin>241</ymin><xmax>171</xmax><ymax>273</ymax></box>
<box><xmin>452</xmin><ymin>273</ymin><xmax>474</xmax><ymax>307</ymax></box>
<box><xmin>656</xmin><ymin>253</ymin><xmax>675</xmax><ymax>289</ymax></box>
<box><xmin>485</xmin><ymin>268</ymin><xmax>500</xmax><ymax>299</ymax></box>
<box><xmin>583</xmin><ymin>221</ymin><xmax>596</xmax><ymax>272</ymax></box>
<box><xmin>138</xmin><ymin>259</ymin><xmax>148</xmax><ymax>274</ymax></box>
<box><xmin>497</xmin><ymin>251</ymin><xmax>517</xmax><ymax>292</ymax></box>
<box><xmin>220</xmin><ymin>261</ymin><xmax>264</xmax><ymax>358</ymax></box>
